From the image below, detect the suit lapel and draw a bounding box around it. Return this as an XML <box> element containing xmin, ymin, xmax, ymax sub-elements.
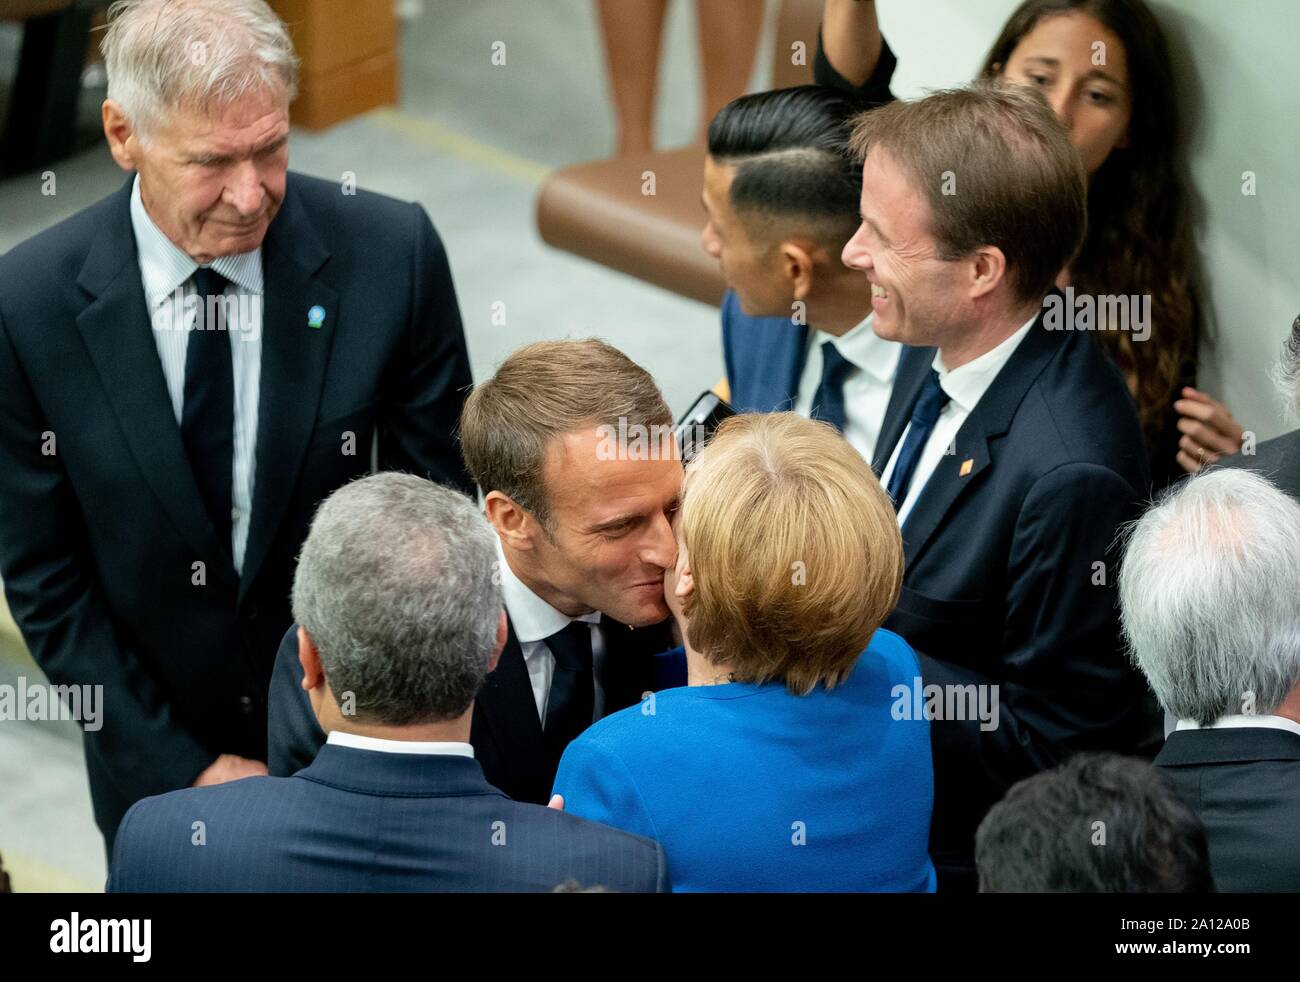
<box><xmin>238</xmin><ymin>179</ymin><xmax>338</xmax><ymax>605</ymax></box>
<box><xmin>871</xmin><ymin>345</ymin><xmax>932</xmax><ymax>475</ymax></box>
<box><xmin>896</xmin><ymin>303</ymin><xmax>1062</xmax><ymax>566</ymax></box>
<box><xmin>598</xmin><ymin>617</ymin><xmax>671</xmax><ymax>710</ymax></box>
<box><xmin>475</xmin><ymin>618</ymin><xmax>548</xmax><ymax>782</ymax></box>
<box><xmin>74</xmin><ymin>179</ymin><xmax>234</xmax><ymax>573</ymax></box>
<box><xmin>898</xmin><ymin>424</ymin><xmax>991</xmax><ymax>566</ymax></box>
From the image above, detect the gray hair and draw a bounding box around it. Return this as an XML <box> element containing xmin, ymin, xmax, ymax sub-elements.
<box><xmin>1271</xmin><ymin>313</ymin><xmax>1300</xmax><ymax>419</ymax></box>
<box><xmin>102</xmin><ymin>0</ymin><xmax>299</xmax><ymax>139</ymax></box>
<box><xmin>291</xmin><ymin>473</ymin><xmax>503</xmax><ymax>726</ymax></box>
<box><xmin>1119</xmin><ymin>469</ymin><xmax>1300</xmax><ymax>725</ymax></box>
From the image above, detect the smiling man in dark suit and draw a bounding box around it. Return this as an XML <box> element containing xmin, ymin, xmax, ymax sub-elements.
<box><xmin>269</xmin><ymin>339</ymin><xmax>682</xmax><ymax>803</ymax></box>
<box><xmin>0</xmin><ymin>0</ymin><xmax>472</xmax><ymax>855</ymax></box>
<box><xmin>840</xmin><ymin>84</ymin><xmax>1150</xmax><ymax>889</ymax></box>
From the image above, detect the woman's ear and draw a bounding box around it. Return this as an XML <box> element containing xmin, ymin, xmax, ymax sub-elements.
<box><xmin>674</xmin><ymin>562</ymin><xmax>695</xmax><ymax>601</ymax></box>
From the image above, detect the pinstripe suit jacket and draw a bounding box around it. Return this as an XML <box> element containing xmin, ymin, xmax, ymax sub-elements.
<box><xmin>107</xmin><ymin>743</ymin><xmax>667</xmax><ymax>892</ymax></box>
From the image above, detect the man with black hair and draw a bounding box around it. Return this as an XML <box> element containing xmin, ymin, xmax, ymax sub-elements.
<box><xmin>704</xmin><ymin>85</ymin><xmax>905</xmax><ymax>466</ymax></box>
<box><xmin>975</xmin><ymin>753</ymin><xmax>1214</xmax><ymax>893</ymax></box>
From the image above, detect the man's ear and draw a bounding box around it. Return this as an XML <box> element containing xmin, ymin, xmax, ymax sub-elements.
<box><xmin>484</xmin><ymin>490</ymin><xmax>537</xmax><ymax>552</ymax></box>
<box><xmin>297</xmin><ymin>625</ymin><xmax>324</xmax><ymax>692</ymax></box>
<box><xmin>778</xmin><ymin>240</ymin><xmax>817</xmax><ymax>302</ymax></box>
<box><xmin>969</xmin><ymin>245</ymin><xmax>1009</xmax><ymax>301</ymax></box>
<box><xmin>487</xmin><ymin>609</ymin><xmax>508</xmax><ymax>673</ymax></box>
<box><xmin>101</xmin><ymin>100</ymin><xmax>138</xmax><ymax>172</ymax></box>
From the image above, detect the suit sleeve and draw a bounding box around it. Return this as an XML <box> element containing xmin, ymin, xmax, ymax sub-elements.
<box><xmin>919</xmin><ymin>462</ymin><xmax>1145</xmax><ymax>793</ymax></box>
<box><xmin>266</xmin><ymin>623</ymin><xmax>326</xmax><ymax>776</ymax></box>
<box><xmin>376</xmin><ymin>203</ymin><xmax>475</xmax><ymax>495</ymax></box>
<box><xmin>553</xmin><ymin>733</ymin><xmax>660</xmax><ymax>844</ymax></box>
<box><xmin>0</xmin><ymin>308</ymin><xmax>215</xmax><ymax>805</ymax></box>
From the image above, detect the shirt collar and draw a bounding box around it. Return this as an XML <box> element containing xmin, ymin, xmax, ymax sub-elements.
<box><xmin>931</xmin><ymin>313</ymin><xmax>1037</xmax><ymax>413</ymax></box>
<box><xmin>813</xmin><ymin>313</ymin><xmax>900</xmax><ymax>383</ymax></box>
<box><xmin>495</xmin><ymin>535</ymin><xmax>600</xmax><ymax>644</ymax></box>
<box><xmin>326</xmin><ymin>730</ymin><xmax>475</xmax><ymax>757</ymax></box>
<box><xmin>1176</xmin><ymin>714</ymin><xmax>1300</xmax><ymax>739</ymax></box>
<box><xmin>129</xmin><ymin>173</ymin><xmax>264</xmax><ymax>308</ymax></box>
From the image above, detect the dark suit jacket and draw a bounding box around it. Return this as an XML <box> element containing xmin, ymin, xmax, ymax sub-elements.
<box><xmin>873</xmin><ymin>294</ymin><xmax>1151</xmax><ymax>885</ymax></box>
<box><xmin>1156</xmin><ymin>727</ymin><xmax>1300</xmax><ymax>892</ymax></box>
<box><xmin>108</xmin><ymin>743</ymin><xmax>667</xmax><ymax>892</ymax></box>
<box><xmin>268</xmin><ymin>619</ymin><xmax>681</xmax><ymax>804</ymax></box>
<box><xmin>1217</xmin><ymin>429</ymin><xmax>1300</xmax><ymax>499</ymax></box>
<box><xmin>0</xmin><ymin>173</ymin><xmax>474</xmax><ymax>850</ymax></box>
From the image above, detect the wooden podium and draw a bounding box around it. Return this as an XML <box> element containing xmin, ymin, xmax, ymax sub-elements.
<box><xmin>270</xmin><ymin>0</ymin><xmax>398</xmax><ymax>130</ymax></box>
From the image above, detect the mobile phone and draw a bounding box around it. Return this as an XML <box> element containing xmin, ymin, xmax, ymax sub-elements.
<box><xmin>675</xmin><ymin>391</ymin><xmax>736</xmax><ymax>462</ymax></box>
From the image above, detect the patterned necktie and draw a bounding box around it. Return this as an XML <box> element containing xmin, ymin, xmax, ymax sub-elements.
<box><xmin>885</xmin><ymin>368</ymin><xmax>952</xmax><ymax>508</ymax></box>
<box><xmin>181</xmin><ymin>266</ymin><xmax>234</xmax><ymax>553</ymax></box>
<box><xmin>810</xmin><ymin>340</ymin><xmax>854</xmax><ymax>433</ymax></box>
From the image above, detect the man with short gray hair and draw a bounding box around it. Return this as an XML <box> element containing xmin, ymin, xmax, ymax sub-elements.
<box><xmin>1120</xmin><ymin>468</ymin><xmax>1300</xmax><ymax>891</ymax></box>
<box><xmin>108</xmin><ymin>473</ymin><xmax>666</xmax><ymax>892</ymax></box>
<box><xmin>0</xmin><ymin>0</ymin><xmax>473</xmax><ymax>854</ymax></box>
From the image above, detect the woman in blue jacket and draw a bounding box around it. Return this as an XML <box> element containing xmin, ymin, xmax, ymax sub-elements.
<box><xmin>554</xmin><ymin>412</ymin><xmax>935</xmax><ymax>892</ymax></box>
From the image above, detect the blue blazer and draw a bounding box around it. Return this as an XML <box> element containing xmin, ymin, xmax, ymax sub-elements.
<box><xmin>553</xmin><ymin>629</ymin><xmax>936</xmax><ymax>892</ymax></box>
<box><xmin>871</xmin><ymin>291</ymin><xmax>1150</xmax><ymax>884</ymax></box>
<box><xmin>108</xmin><ymin>744</ymin><xmax>667</xmax><ymax>892</ymax></box>
<box><xmin>720</xmin><ymin>289</ymin><xmax>808</xmax><ymax>413</ymax></box>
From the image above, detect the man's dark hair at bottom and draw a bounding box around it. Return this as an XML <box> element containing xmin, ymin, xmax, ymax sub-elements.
<box><xmin>975</xmin><ymin>752</ymin><xmax>1215</xmax><ymax>892</ymax></box>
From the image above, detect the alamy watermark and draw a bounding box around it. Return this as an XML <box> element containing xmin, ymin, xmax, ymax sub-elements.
<box><xmin>596</xmin><ymin>418</ymin><xmax>702</xmax><ymax>461</ymax></box>
<box><xmin>1043</xmin><ymin>287</ymin><xmax>1151</xmax><ymax>343</ymax></box>
<box><xmin>891</xmin><ymin>676</ymin><xmax>1000</xmax><ymax>732</ymax></box>
<box><xmin>0</xmin><ymin>676</ymin><xmax>102</xmax><ymax>731</ymax></box>
<box><xmin>151</xmin><ymin>289</ymin><xmax>262</xmax><ymax>343</ymax></box>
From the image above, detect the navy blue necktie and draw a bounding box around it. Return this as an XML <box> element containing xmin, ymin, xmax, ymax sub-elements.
<box><xmin>810</xmin><ymin>340</ymin><xmax>854</xmax><ymax>432</ymax></box>
<box><xmin>181</xmin><ymin>266</ymin><xmax>234</xmax><ymax>553</ymax></box>
<box><xmin>543</xmin><ymin>621</ymin><xmax>594</xmax><ymax>765</ymax></box>
<box><xmin>885</xmin><ymin>369</ymin><xmax>951</xmax><ymax>508</ymax></box>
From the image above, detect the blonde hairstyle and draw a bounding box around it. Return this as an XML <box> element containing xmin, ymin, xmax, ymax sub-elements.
<box><xmin>680</xmin><ymin>413</ymin><xmax>903</xmax><ymax>694</ymax></box>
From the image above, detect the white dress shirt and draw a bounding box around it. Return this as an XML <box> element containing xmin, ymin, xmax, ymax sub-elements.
<box><xmin>495</xmin><ymin>537</ymin><xmax>604</xmax><ymax>725</ymax></box>
<box><xmin>793</xmin><ymin>312</ymin><xmax>901</xmax><ymax>464</ymax></box>
<box><xmin>129</xmin><ymin>174</ymin><xmax>264</xmax><ymax>573</ymax></box>
<box><xmin>880</xmin><ymin>315</ymin><xmax>1037</xmax><ymax>526</ymax></box>
<box><xmin>1175</xmin><ymin>714</ymin><xmax>1300</xmax><ymax>739</ymax></box>
<box><xmin>326</xmin><ymin>730</ymin><xmax>475</xmax><ymax>757</ymax></box>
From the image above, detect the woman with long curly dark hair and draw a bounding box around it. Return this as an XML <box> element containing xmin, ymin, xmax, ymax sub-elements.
<box><xmin>818</xmin><ymin>0</ymin><xmax>1242</xmax><ymax>488</ymax></box>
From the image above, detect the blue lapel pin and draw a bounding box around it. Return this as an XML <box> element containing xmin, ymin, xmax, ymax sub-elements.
<box><xmin>307</xmin><ymin>305</ymin><xmax>326</xmax><ymax>329</ymax></box>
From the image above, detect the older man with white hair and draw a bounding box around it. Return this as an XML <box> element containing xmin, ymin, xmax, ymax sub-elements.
<box><xmin>1120</xmin><ymin>468</ymin><xmax>1300</xmax><ymax>891</ymax></box>
<box><xmin>0</xmin><ymin>0</ymin><xmax>474</xmax><ymax>855</ymax></box>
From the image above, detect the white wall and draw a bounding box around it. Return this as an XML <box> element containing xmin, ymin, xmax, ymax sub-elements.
<box><xmin>873</xmin><ymin>0</ymin><xmax>1300</xmax><ymax>440</ymax></box>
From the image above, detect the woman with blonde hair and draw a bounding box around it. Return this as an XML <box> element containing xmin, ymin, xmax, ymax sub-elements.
<box><xmin>553</xmin><ymin>412</ymin><xmax>935</xmax><ymax>892</ymax></box>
